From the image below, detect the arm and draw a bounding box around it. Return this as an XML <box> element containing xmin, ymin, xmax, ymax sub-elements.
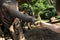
<box><xmin>2</xmin><ymin>2</ymin><xmax>36</xmax><ymax>23</ymax></box>
<box><xmin>7</xmin><ymin>9</ymin><xmax>36</xmax><ymax>22</ymax></box>
<box><xmin>41</xmin><ymin>22</ymin><xmax>60</xmax><ymax>33</ymax></box>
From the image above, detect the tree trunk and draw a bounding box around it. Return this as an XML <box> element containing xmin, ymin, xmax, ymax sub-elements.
<box><xmin>56</xmin><ymin>0</ymin><xmax>60</xmax><ymax>16</ymax></box>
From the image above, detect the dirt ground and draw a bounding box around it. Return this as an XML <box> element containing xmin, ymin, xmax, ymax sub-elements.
<box><xmin>25</xmin><ymin>28</ymin><xmax>60</xmax><ymax>40</ymax></box>
<box><xmin>0</xmin><ymin>28</ymin><xmax>60</xmax><ymax>40</ymax></box>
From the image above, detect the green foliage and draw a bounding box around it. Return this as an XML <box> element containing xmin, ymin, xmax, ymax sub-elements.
<box><xmin>56</xmin><ymin>16</ymin><xmax>60</xmax><ymax>19</ymax></box>
<box><xmin>19</xmin><ymin>3</ymin><xmax>28</xmax><ymax>10</ymax></box>
<box><xmin>19</xmin><ymin>0</ymin><xmax>56</xmax><ymax>19</ymax></box>
<box><xmin>40</xmin><ymin>9</ymin><xmax>57</xmax><ymax>19</ymax></box>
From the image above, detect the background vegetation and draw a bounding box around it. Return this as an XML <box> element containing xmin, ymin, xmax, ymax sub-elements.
<box><xmin>19</xmin><ymin>0</ymin><xmax>57</xmax><ymax>20</ymax></box>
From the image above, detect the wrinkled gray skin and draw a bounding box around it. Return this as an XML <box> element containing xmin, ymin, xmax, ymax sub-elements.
<box><xmin>0</xmin><ymin>0</ymin><xmax>36</xmax><ymax>39</ymax></box>
<box><xmin>1</xmin><ymin>0</ymin><xmax>36</xmax><ymax>23</ymax></box>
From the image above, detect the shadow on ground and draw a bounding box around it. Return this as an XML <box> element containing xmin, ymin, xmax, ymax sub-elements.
<box><xmin>25</xmin><ymin>28</ymin><xmax>60</xmax><ymax>40</ymax></box>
